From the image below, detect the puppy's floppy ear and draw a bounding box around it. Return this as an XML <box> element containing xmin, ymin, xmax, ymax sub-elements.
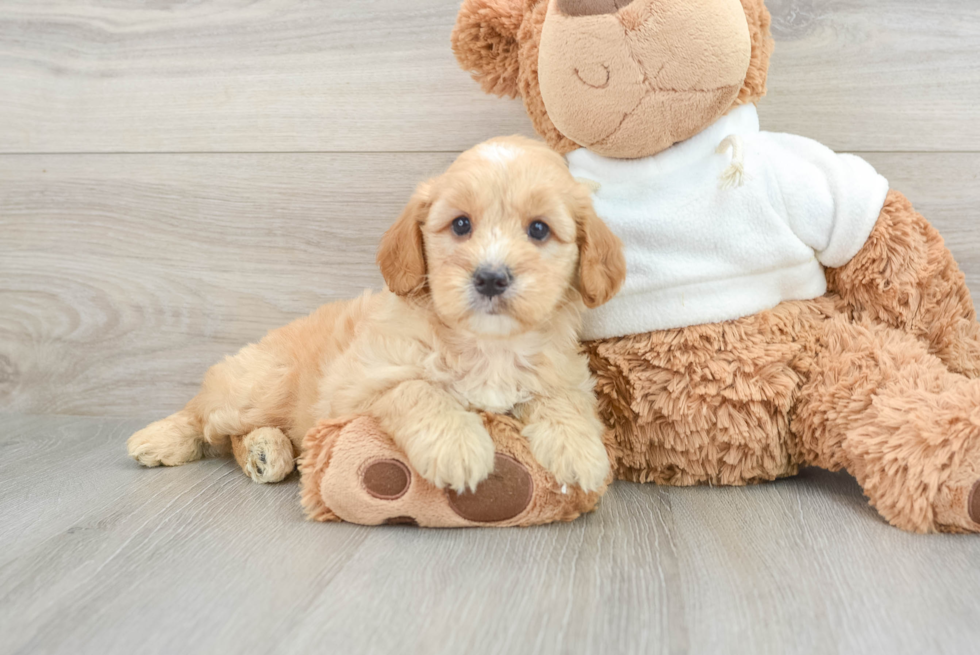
<box><xmin>572</xmin><ymin>188</ymin><xmax>626</xmax><ymax>309</ymax></box>
<box><xmin>377</xmin><ymin>182</ymin><xmax>431</xmax><ymax>297</ymax></box>
<box><xmin>452</xmin><ymin>0</ymin><xmax>525</xmax><ymax>98</ymax></box>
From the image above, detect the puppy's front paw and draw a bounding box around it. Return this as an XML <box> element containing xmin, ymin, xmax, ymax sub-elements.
<box><xmin>523</xmin><ymin>421</ymin><xmax>610</xmax><ymax>493</ymax></box>
<box><xmin>405</xmin><ymin>413</ymin><xmax>496</xmax><ymax>493</ymax></box>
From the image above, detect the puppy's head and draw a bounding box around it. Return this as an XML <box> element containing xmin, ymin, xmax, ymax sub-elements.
<box><xmin>378</xmin><ymin>136</ymin><xmax>625</xmax><ymax>337</ymax></box>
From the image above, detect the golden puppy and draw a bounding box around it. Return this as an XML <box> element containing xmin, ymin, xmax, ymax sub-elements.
<box><xmin>127</xmin><ymin>137</ymin><xmax>626</xmax><ymax>493</ymax></box>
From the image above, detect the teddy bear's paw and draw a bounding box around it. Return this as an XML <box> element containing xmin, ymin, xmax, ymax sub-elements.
<box><xmin>241</xmin><ymin>427</ymin><xmax>295</xmax><ymax>484</ymax></box>
<box><xmin>304</xmin><ymin>414</ymin><xmax>607</xmax><ymax>527</ymax></box>
<box><xmin>971</xmin><ymin>480</ymin><xmax>980</xmax><ymax>526</ymax></box>
<box><xmin>927</xmin><ymin>411</ymin><xmax>980</xmax><ymax>534</ymax></box>
<box><xmin>931</xmin><ymin>477</ymin><xmax>980</xmax><ymax>534</ymax></box>
<box><xmin>404</xmin><ymin>412</ymin><xmax>496</xmax><ymax>494</ymax></box>
<box><xmin>523</xmin><ymin>421</ymin><xmax>610</xmax><ymax>493</ymax></box>
<box><xmin>127</xmin><ymin>416</ymin><xmax>204</xmax><ymax>467</ymax></box>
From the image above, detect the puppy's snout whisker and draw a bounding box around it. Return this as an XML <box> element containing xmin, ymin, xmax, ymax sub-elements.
<box><xmin>472</xmin><ymin>265</ymin><xmax>513</xmax><ymax>299</ymax></box>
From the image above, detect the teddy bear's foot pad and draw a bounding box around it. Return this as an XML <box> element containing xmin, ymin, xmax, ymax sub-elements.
<box><xmin>362</xmin><ymin>459</ymin><xmax>411</xmax><ymax>500</ymax></box>
<box><xmin>932</xmin><ymin>476</ymin><xmax>980</xmax><ymax>534</ymax></box>
<box><xmin>970</xmin><ymin>480</ymin><xmax>980</xmax><ymax>525</ymax></box>
<box><xmin>446</xmin><ymin>454</ymin><xmax>533</xmax><ymax>523</ymax></box>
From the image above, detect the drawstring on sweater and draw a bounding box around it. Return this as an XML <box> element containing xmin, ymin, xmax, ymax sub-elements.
<box><xmin>575</xmin><ymin>135</ymin><xmax>747</xmax><ymax>193</ymax></box>
<box><xmin>716</xmin><ymin>135</ymin><xmax>747</xmax><ymax>189</ymax></box>
<box><xmin>575</xmin><ymin>177</ymin><xmax>602</xmax><ymax>194</ymax></box>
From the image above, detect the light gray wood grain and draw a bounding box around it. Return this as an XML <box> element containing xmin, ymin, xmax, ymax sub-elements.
<box><xmin>2</xmin><ymin>413</ymin><xmax>979</xmax><ymax>655</ymax></box>
<box><xmin>2</xmin><ymin>152</ymin><xmax>979</xmax><ymax>418</ymax></box>
<box><xmin>761</xmin><ymin>0</ymin><xmax>980</xmax><ymax>152</ymax></box>
<box><xmin>0</xmin><ymin>0</ymin><xmax>531</xmax><ymax>154</ymax></box>
<box><xmin>1</xmin><ymin>0</ymin><xmax>979</xmax><ymax>154</ymax></box>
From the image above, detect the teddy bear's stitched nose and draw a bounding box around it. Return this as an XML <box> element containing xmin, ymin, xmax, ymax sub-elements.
<box><xmin>557</xmin><ymin>0</ymin><xmax>634</xmax><ymax>17</ymax></box>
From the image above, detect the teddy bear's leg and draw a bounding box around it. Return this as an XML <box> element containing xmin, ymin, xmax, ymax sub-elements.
<box><xmin>827</xmin><ymin>189</ymin><xmax>980</xmax><ymax>378</ymax></box>
<box><xmin>794</xmin><ymin>315</ymin><xmax>980</xmax><ymax>533</ymax></box>
<box><xmin>300</xmin><ymin>414</ymin><xmax>605</xmax><ymax>527</ymax></box>
<box><xmin>585</xmin><ymin>301</ymin><xmax>819</xmax><ymax>487</ymax></box>
<box><xmin>230</xmin><ymin>427</ymin><xmax>296</xmax><ymax>484</ymax></box>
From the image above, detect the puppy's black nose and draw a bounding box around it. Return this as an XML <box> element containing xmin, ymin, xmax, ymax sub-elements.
<box><xmin>473</xmin><ymin>266</ymin><xmax>513</xmax><ymax>298</ymax></box>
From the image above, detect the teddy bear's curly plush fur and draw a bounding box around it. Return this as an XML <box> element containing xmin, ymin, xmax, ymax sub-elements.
<box><xmin>453</xmin><ymin>0</ymin><xmax>980</xmax><ymax>533</ymax></box>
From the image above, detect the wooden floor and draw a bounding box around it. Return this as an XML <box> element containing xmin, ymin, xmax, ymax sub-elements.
<box><xmin>3</xmin><ymin>414</ymin><xmax>980</xmax><ymax>655</ymax></box>
<box><xmin>3</xmin><ymin>1</ymin><xmax>980</xmax><ymax>653</ymax></box>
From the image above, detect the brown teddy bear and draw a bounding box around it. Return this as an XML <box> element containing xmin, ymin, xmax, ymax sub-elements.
<box><xmin>451</xmin><ymin>0</ymin><xmax>980</xmax><ymax>533</ymax></box>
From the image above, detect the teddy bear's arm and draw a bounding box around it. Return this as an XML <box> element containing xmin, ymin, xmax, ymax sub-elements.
<box><xmin>826</xmin><ymin>189</ymin><xmax>980</xmax><ymax>378</ymax></box>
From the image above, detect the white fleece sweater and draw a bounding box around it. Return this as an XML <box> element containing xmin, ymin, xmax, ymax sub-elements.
<box><xmin>567</xmin><ymin>104</ymin><xmax>890</xmax><ymax>340</ymax></box>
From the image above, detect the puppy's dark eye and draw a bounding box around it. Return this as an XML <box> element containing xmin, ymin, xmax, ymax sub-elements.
<box><xmin>451</xmin><ymin>216</ymin><xmax>471</xmax><ymax>237</ymax></box>
<box><xmin>528</xmin><ymin>220</ymin><xmax>550</xmax><ymax>242</ymax></box>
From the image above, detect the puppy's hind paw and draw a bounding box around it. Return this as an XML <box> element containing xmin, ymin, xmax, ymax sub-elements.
<box><xmin>127</xmin><ymin>415</ymin><xmax>204</xmax><ymax>467</ymax></box>
<box><xmin>236</xmin><ymin>427</ymin><xmax>295</xmax><ymax>484</ymax></box>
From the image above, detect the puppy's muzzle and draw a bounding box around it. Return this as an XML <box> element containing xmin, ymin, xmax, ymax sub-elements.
<box><xmin>472</xmin><ymin>265</ymin><xmax>513</xmax><ymax>299</ymax></box>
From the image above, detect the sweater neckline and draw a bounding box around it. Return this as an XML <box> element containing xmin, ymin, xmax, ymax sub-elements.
<box><xmin>566</xmin><ymin>104</ymin><xmax>761</xmax><ymax>182</ymax></box>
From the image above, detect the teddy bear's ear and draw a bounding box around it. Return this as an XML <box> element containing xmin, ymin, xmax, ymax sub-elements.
<box><xmin>452</xmin><ymin>0</ymin><xmax>525</xmax><ymax>98</ymax></box>
<box><xmin>736</xmin><ymin>0</ymin><xmax>775</xmax><ymax>106</ymax></box>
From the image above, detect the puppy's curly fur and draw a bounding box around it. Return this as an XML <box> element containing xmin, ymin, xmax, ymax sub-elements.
<box><xmin>128</xmin><ymin>137</ymin><xmax>626</xmax><ymax>493</ymax></box>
